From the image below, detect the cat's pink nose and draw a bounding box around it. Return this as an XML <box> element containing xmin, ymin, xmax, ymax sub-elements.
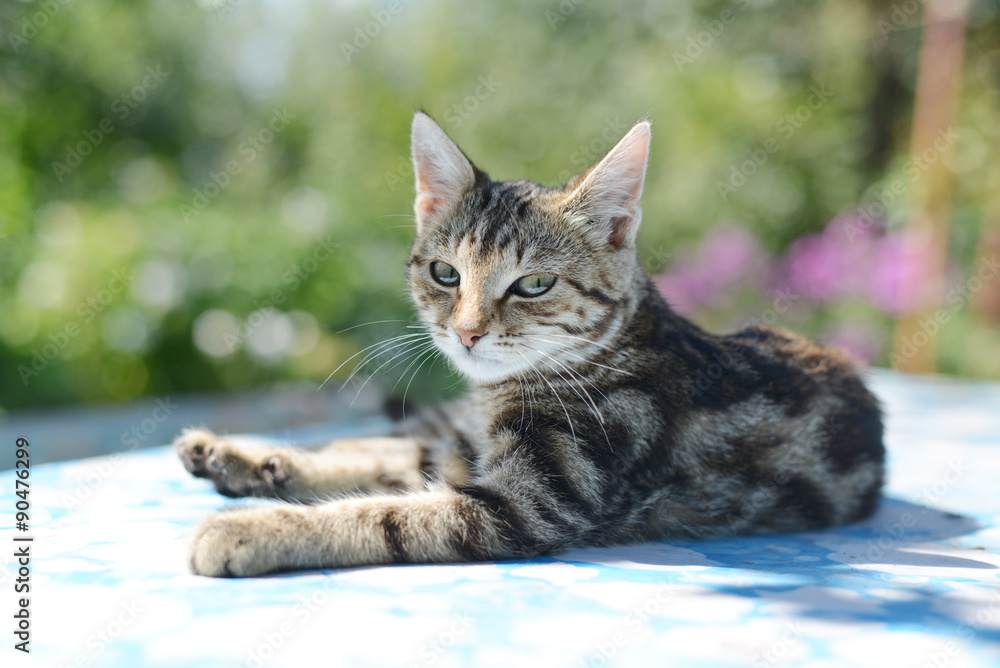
<box><xmin>455</xmin><ymin>327</ymin><xmax>486</xmax><ymax>349</ymax></box>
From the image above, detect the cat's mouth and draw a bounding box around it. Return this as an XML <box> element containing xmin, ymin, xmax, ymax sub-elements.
<box><xmin>437</xmin><ymin>336</ymin><xmax>520</xmax><ymax>384</ymax></box>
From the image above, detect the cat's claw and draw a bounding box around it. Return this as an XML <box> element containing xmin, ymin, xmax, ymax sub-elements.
<box><xmin>264</xmin><ymin>455</ymin><xmax>288</xmax><ymax>486</ymax></box>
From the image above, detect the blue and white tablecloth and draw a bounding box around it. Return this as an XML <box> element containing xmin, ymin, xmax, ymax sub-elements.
<box><xmin>2</xmin><ymin>369</ymin><xmax>999</xmax><ymax>667</ymax></box>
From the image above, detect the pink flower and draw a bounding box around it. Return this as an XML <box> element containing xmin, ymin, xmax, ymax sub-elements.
<box><xmin>825</xmin><ymin>321</ymin><xmax>884</xmax><ymax>364</ymax></box>
<box><xmin>782</xmin><ymin>215</ymin><xmax>880</xmax><ymax>303</ymax></box>
<box><xmin>868</xmin><ymin>230</ymin><xmax>934</xmax><ymax>314</ymax></box>
<box><xmin>655</xmin><ymin>223</ymin><xmax>769</xmax><ymax>314</ymax></box>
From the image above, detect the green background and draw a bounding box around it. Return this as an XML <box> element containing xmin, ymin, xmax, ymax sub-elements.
<box><xmin>1</xmin><ymin>0</ymin><xmax>998</xmax><ymax>414</ymax></box>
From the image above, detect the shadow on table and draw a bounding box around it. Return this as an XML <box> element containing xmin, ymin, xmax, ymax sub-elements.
<box><xmin>565</xmin><ymin>496</ymin><xmax>1000</xmax><ymax>643</ymax></box>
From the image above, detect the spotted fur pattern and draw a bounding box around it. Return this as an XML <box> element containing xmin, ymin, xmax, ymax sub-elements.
<box><xmin>176</xmin><ymin>114</ymin><xmax>884</xmax><ymax>577</ymax></box>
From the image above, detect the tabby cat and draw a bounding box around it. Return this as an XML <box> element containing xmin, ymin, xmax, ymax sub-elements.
<box><xmin>175</xmin><ymin>113</ymin><xmax>884</xmax><ymax>577</ymax></box>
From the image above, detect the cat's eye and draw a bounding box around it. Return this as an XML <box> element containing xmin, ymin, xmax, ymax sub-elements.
<box><xmin>430</xmin><ymin>261</ymin><xmax>460</xmax><ymax>287</ymax></box>
<box><xmin>511</xmin><ymin>273</ymin><xmax>556</xmax><ymax>297</ymax></box>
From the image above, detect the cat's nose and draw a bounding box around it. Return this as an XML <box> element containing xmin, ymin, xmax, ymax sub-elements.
<box><xmin>454</xmin><ymin>327</ymin><xmax>486</xmax><ymax>349</ymax></box>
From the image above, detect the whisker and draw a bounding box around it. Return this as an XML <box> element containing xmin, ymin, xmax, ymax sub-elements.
<box><xmin>355</xmin><ymin>335</ymin><xmax>433</xmax><ymax>384</ymax></box>
<box><xmin>519</xmin><ymin>368</ymin><xmax>538</xmax><ymax>434</ymax></box>
<box><xmin>400</xmin><ymin>348</ymin><xmax>440</xmax><ymax>417</ymax></box>
<box><xmin>517</xmin><ymin>369</ymin><xmax>527</xmax><ymax>432</ymax></box>
<box><xmin>337</xmin><ymin>319</ymin><xmax>426</xmax><ymax>334</ymax></box>
<box><xmin>341</xmin><ymin>333</ymin><xmax>432</xmax><ymax>387</ymax></box>
<box><xmin>389</xmin><ymin>341</ymin><xmax>440</xmax><ymax>391</ymax></box>
<box><xmin>443</xmin><ymin>373</ymin><xmax>466</xmax><ymax>393</ymax></box>
<box><xmin>319</xmin><ymin>331</ymin><xmax>428</xmax><ymax>389</ymax></box>
<box><xmin>348</xmin><ymin>340</ymin><xmax>434</xmax><ymax>406</ymax></box>
<box><xmin>523</xmin><ymin>338</ymin><xmax>631</xmax><ymax>436</ymax></box>
<box><xmin>520</xmin><ymin>352</ymin><xmax>577</xmax><ymax>447</ymax></box>
<box><xmin>546</xmin><ymin>332</ymin><xmax>620</xmax><ymax>354</ymax></box>
<box><xmin>525</xmin><ymin>346</ymin><xmax>617</xmax><ymax>452</ymax></box>
<box><xmin>527</xmin><ymin>337</ymin><xmax>632</xmax><ymax>376</ymax></box>
<box><xmin>524</xmin><ymin>345</ymin><xmax>602</xmax><ymax>420</ymax></box>
<box><xmin>542</xmin><ymin>355</ymin><xmax>616</xmax><ymax>451</ymax></box>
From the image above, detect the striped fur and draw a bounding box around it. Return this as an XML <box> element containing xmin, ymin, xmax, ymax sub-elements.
<box><xmin>176</xmin><ymin>114</ymin><xmax>884</xmax><ymax>577</ymax></box>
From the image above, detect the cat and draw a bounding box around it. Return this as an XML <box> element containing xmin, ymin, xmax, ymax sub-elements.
<box><xmin>175</xmin><ymin>112</ymin><xmax>884</xmax><ymax>577</ymax></box>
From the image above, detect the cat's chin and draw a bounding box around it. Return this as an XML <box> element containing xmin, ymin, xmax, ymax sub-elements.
<box><xmin>446</xmin><ymin>352</ymin><xmax>523</xmax><ymax>385</ymax></box>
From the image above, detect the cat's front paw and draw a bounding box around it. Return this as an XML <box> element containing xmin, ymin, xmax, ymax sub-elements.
<box><xmin>174</xmin><ymin>428</ymin><xmax>292</xmax><ymax>499</ymax></box>
<box><xmin>189</xmin><ymin>509</ymin><xmax>291</xmax><ymax>577</ymax></box>
<box><xmin>175</xmin><ymin>428</ymin><xmax>222</xmax><ymax>478</ymax></box>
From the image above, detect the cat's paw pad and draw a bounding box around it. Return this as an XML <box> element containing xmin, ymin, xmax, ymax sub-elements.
<box><xmin>175</xmin><ymin>428</ymin><xmax>223</xmax><ymax>478</ymax></box>
<box><xmin>189</xmin><ymin>509</ymin><xmax>288</xmax><ymax>577</ymax></box>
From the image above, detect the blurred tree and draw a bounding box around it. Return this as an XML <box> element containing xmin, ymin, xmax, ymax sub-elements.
<box><xmin>0</xmin><ymin>0</ymin><xmax>997</xmax><ymax>411</ymax></box>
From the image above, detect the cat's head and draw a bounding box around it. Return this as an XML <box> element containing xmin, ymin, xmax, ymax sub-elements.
<box><xmin>407</xmin><ymin>113</ymin><xmax>651</xmax><ymax>385</ymax></box>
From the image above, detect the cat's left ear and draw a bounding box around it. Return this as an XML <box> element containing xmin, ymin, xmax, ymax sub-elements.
<box><xmin>566</xmin><ymin>120</ymin><xmax>650</xmax><ymax>249</ymax></box>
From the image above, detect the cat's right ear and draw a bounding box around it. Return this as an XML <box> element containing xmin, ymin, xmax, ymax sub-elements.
<box><xmin>411</xmin><ymin>113</ymin><xmax>475</xmax><ymax>236</ymax></box>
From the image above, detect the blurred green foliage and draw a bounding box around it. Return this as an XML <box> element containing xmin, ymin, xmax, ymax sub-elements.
<box><xmin>1</xmin><ymin>0</ymin><xmax>998</xmax><ymax>411</ymax></box>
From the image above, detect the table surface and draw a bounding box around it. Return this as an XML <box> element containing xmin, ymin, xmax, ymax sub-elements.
<box><xmin>3</xmin><ymin>369</ymin><xmax>1000</xmax><ymax>668</ymax></box>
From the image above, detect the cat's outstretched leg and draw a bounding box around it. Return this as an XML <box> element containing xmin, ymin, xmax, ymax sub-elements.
<box><xmin>175</xmin><ymin>428</ymin><xmax>442</xmax><ymax>502</ymax></box>
<box><xmin>187</xmin><ymin>484</ymin><xmax>547</xmax><ymax>576</ymax></box>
